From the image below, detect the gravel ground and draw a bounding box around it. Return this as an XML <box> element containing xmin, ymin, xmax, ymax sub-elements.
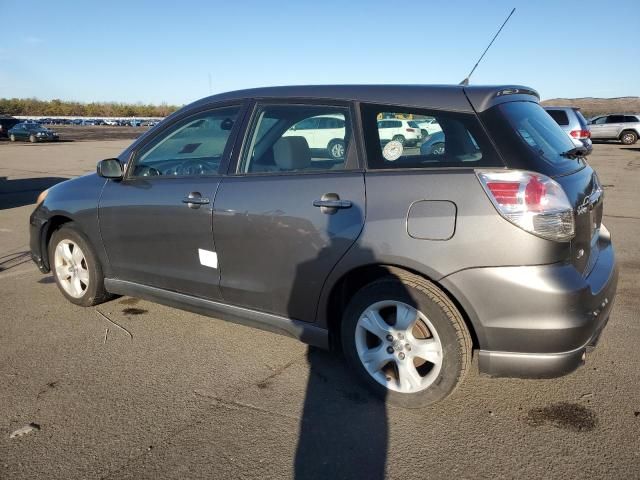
<box><xmin>0</xmin><ymin>140</ymin><xmax>638</xmax><ymax>479</ymax></box>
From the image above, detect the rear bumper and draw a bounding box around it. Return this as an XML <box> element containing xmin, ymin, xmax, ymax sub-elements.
<box><xmin>441</xmin><ymin>227</ymin><xmax>618</xmax><ymax>378</ymax></box>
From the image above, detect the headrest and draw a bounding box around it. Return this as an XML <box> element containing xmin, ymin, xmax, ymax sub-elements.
<box><xmin>273</xmin><ymin>136</ymin><xmax>311</xmax><ymax>171</ymax></box>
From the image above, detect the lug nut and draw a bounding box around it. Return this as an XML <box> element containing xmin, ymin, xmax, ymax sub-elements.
<box><xmin>405</xmin><ymin>344</ymin><xmax>411</xmax><ymax>351</ymax></box>
<box><xmin>386</xmin><ymin>334</ymin><xmax>393</xmax><ymax>341</ymax></box>
<box><xmin>398</xmin><ymin>352</ymin><xmax>405</xmax><ymax>360</ymax></box>
<box><xmin>386</xmin><ymin>346</ymin><xmax>394</xmax><ymax>354</ymax></box>
<box><xmin>397</xmin><ymin>333</ymin><xmax>404</xmax><ymax>340</ymax></box>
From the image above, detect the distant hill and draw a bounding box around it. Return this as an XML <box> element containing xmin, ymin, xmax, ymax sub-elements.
<box><xmin>541</xmin><ymin>97</ymin><xmax>640</xmax><ymax>118</ymax></box>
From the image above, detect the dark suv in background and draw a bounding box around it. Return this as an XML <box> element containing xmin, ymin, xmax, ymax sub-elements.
<box><xmin>29</xmin><ymin>85</ymin><xmax>618</xmax><ymax>407</ymax></box>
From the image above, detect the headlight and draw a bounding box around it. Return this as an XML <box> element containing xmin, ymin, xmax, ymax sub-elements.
<box><xmin>36</xmin><ymin>189</ymin><xmax>49</xmax><ymax>205</ymax></box>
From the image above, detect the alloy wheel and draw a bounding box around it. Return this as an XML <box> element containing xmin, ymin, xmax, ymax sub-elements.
<box><xmin>355</xmin><ymin>300</ymin><xmax>443</xmax><ymax>393</ymax></box>
<box><xmin>54</xmin><ymin>239</ymin><xmax>90</xmax><ymax>298</ymax></box>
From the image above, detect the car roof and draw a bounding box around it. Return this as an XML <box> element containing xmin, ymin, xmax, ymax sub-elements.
<box><xmin>188</xmin><ymin>84</ymin><xmax>539</xmax><ymax>114</ymax></box>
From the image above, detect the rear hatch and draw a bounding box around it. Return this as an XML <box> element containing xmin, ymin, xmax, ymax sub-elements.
<box><xmin>480</xmin><ymin>100</ymin><xmax>603</xmax><ymax>275</ymax></box>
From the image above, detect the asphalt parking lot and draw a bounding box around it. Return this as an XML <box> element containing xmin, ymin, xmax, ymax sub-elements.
<box><xmin>0</xmin><ymin>139</ymin><xmax>639</xmax><ymax>479</ymax></box>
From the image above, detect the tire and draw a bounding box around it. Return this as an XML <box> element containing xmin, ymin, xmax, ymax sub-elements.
<box><xmin>29</xmin><ymin>134</ymin><xmax>36</xmax><ymax>143</ymax></box>
<box><xmin>341</xmin><ymin>271</ymin><xmax>471</xmax><ymax>408</ymax></box>
<box><xmin>620</xmin><ymin>130</ymin><xmax>638</xmax><ymax>145</ymax></box>
<box><xmin>9</xmin><ymin>134</ymin><xmax>15</xmax><ymax>142</ymax></box>
<box><xmin>48</xmin><ymin>223</ymin><xmax>112</xmax><ymax>307</ymax></box>
<box><xmin>391</xmin><ymin>135</ymin><xmax>406</xmax><ymax>146</ymax></box>
<box><xmin>327</xmin><ymin>139</ymin><xmax>346</xmax><ymax>160</ymax></box>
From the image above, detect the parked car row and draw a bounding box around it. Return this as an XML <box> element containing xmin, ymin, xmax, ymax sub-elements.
<box><xmin>20</xmin><ymin>118</ymin><xmax>162</xmax><ymax>127</ymax></box>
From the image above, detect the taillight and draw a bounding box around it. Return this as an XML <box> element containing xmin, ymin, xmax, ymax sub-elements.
<box><xmin>570</xmin><ymin>129</ymin><xmax>591</xmax><ymax>139</ymax></box>
<box><xmin>406</xmin><ymin>128</ymin><xmax>415</xmax><ymax>132</ymax></box>
<box><xmin>477</xmin><ymin>170</ymin><xmax>575</xmax><ymax>241</ymax></box>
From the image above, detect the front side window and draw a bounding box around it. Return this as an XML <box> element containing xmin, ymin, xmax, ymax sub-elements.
<box><xmin>362</xmin><ymin>105</ymin><xmax>500</xmax><ymax>169</ymax></box>
<box><xmin>592</xmin><ymin>116</ymin><xmax>607</xmax><ymax>125</ymax></box>
<box><xmin>239</xmin><ymin>105</ymin><xmax>353</xmax><ymax>173</ymax></box>
<box><xmin>130</xmin><ymin>106</ymin><xmax>240</xmax><ymax>177</ymax></box>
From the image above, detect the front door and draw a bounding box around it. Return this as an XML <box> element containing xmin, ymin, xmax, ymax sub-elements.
<box><xmin>213</xmin><ymin>102</ymin><xmax>365</xmax><ymax>323</ymax></box>
<box><xmin>98</xmin><ymin>105</ymin><xmax>244</xmax><ymax>300</ymax></box>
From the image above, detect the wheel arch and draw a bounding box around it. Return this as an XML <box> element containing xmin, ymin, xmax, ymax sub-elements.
<box><xmin>321</xmin><ymin>263</ymin><xmax>480</xmax><ymax>352</ymax></box>
<box><xmin>40</xmin><ymin>214</ymin><xmax>76</xmax><ymax>270</ymax></box>
<box><xmin>619</xmin><ymin>128</ymin><xmax>639</xmax><ymax>140</ymax></box>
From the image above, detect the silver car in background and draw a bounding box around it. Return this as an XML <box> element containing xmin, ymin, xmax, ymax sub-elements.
<box><xmin>544</xmin><ymin>106</ymin><xmax>593</xmax><ymax>155</ymax></box>
<box><xmin>588</xmin><ymin>114</ymin><xmax>640</xmax><ymax>145</ymax></box>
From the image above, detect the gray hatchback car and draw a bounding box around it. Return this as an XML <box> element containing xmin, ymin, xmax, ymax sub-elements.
<box><xmin>30</xmin><ymin>85</ymin><xmax>618</xmax><ymax>407</ymax></box>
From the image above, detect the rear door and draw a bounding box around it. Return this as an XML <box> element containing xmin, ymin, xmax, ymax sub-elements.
<box><xmin>605</xmin><ymin>115</ymin><xmax>626</xmax><ymax>138</ymax></box>
<box><xmin>212</xmin><ymin>101</ymin><xmax>365</xmax><ymax>323</ymax></box>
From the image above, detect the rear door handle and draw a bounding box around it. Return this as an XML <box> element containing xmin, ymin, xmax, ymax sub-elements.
<box><xmin>182</xmin><ymin>192</ymin><xmax>210</xmax><ymax>209</ymax></box>
<box><xmin>313</xmin><ymin>193</ymin><xmax>352</xmax><ymax>214</ymax></box>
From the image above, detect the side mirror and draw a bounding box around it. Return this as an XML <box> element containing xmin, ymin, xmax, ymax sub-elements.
<box><xmin>97</xmin><ymin>158</ymin><xmax>123</xmax><ymax>179</ymax></box>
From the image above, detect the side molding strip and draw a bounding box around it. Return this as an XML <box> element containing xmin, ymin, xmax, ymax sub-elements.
<box><xmin>104</xmin><ymin>278</ymin><xmax>329</xmax><ymax>349</ymax></box>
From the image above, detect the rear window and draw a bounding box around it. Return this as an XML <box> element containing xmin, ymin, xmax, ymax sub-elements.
<box><xmin>361</xmin><ymin>104</ymin><xmax>502</xmax><ymax>170</ymax></box>
<box><xmin>481</xmin><ymin>101</ymin><xmax>584</xmax><ymax>176</ymax></box>
<box><xmin>546</xmin><ymin>109</ymin><xmax>569</xmax><ymax>126</ymax></box>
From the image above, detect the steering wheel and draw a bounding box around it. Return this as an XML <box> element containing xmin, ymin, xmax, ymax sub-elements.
<box><xmin>176</xmin><ymin>159</ymin><xmax>217</xmax><ymax>176</ymax></box>
<box><xmin>134</xmin><ymin>165</ymin><xmax>161</xmax><ymax>177</ymax></box>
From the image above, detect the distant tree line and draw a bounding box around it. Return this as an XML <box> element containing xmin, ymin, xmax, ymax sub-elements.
<box><xmin>0</xmin><ymin>98</ymin><xmax>181</xmax><ymax>117</ymax></box>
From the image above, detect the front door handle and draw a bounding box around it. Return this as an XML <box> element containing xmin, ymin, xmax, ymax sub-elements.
<box><xmin>313</xmin><ymin>193</ymin><xmax>352</xmax><ymax>214</ymax></box>
<box><xmin>182</xmin><ymin>192</ymin><xmax>210</xmax><ymax>209</ymax></box>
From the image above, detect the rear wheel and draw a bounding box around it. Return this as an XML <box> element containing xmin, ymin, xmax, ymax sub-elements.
<box><xmin>341</xmin><ymin>272</ymin><xmax>471</xmax><ymax>408</ymax></box>
<box><xmin>49</xmin><ymin>224</ymin><xmax>111</xmax><ymax>306</ymax></box>
<box><xmin>620</xmin><ymin>130</ymin><xmax>638</xmax><ymax>145</ymax></box>
<box><xmin>392</xmin><ymin>135</ymin><xmax>406</xmax><ymax>146</ymax></box>
<box><xmin>431</xmin><ymin>142</ymin><xmax>445</xmax><ymax>155</ymax></box>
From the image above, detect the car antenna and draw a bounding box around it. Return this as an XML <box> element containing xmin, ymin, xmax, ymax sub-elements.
<box><xmin>459</xmin><ymin>7</ymin><xmax>516</xmax><ymax>86</ymax></box>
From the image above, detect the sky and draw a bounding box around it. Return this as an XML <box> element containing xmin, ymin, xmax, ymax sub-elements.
<box><xmin>1</xmin><ymin>0</ymin><xmax>638</xmax><ymax>105</ymax></box>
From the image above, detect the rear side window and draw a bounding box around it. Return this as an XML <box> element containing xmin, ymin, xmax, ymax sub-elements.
<box><xmin>361</xmin><ymin>104</ymin><xmax>501</xmax><ymax>170</ymax></box>
<box><xmin>607</xmin><ymin>115</ymin><xmax>625</xmax><ymax>123</ymax></box>
<box><xmin>239</xmin><ymin>105</ymin><xmax>353</xmax><ymax>174</ymax></box>
<box><xmin>481</xmin><ymin>101</ymin><xmax>583</xmax><ymax>176</ymax></box>
<box><xmin>546</xmin><ymin>109</ymin><xmax>569</xmax><ymax>126</ymax></box>
<box><xmin>624</xmin><ymin>116</ymin><xmax>639</xmax><ymax>123</ymax></box>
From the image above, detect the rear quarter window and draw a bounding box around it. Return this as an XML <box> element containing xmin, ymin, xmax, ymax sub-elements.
<box><xmin>361</xmin><ymin>104</ymin><xmax>502</xmax><ymax>170</ymax></box>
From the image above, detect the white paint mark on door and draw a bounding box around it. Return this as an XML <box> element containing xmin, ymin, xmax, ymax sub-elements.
<box><xmin>198</xmin><ymin>249</ymin><xmax>218</xmax><ymax>269</ymax></box>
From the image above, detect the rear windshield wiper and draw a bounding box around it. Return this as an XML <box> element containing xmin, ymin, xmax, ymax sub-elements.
<box><xmin>559</xmin><ymin>146</ymin><xmax>587</xmax><ymax>158</ymax></box>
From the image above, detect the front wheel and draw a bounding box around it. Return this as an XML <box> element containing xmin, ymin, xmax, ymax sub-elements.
<box><xmin>29</xmin><ymin>134</ymin><xmax>36</xmax><ymax>143</ymax></box>
<box><xmin>620</xmin><ymin>130</ymin><xmax>638</xmax><ymax>145</ymax></box>
<box><xmin>9</xmin><ymin>134</ymin><xmax>15</xmax><ymax>142</ymax></box>
<box><xmin>341</xmin><ymin>272</ymin><xmax>471</xmax><ymax>408</ymax></box>
<box><xmin>49</xmin><ymin>223</ymin><xmax>112</xmax><ymax>306</ymax></box>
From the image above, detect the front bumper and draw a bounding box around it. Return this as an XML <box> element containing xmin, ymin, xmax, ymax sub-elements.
<box><xmin>441</xmin><ymin>227</ymin><xmax>618</xmax><ymax>378</ymax></box>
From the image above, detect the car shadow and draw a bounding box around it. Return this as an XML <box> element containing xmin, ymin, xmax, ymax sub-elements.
<box><xmin>0</xmin><ymin>176</ymin><xmax>69</xmax><ymax>210</ymax></box>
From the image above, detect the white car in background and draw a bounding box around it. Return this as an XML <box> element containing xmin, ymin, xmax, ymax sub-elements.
<box><xmin>414</xmin><ymin>117</ymin><xmax>443</xmax><ymax>136</ymax></box>
<box><xmin>377</xmin><ymin>118</ymin><xmax>422</xmax><ymax>146</ymax></box>
<box><xmin>284</xmin><ymin>114</ymin><xmax>347</xmax><ymax>160</ymax></box>
<box><xmin>104</xmin><ymin>119</ymin><xmax>120</xmax><ymax>126</ymax></box>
